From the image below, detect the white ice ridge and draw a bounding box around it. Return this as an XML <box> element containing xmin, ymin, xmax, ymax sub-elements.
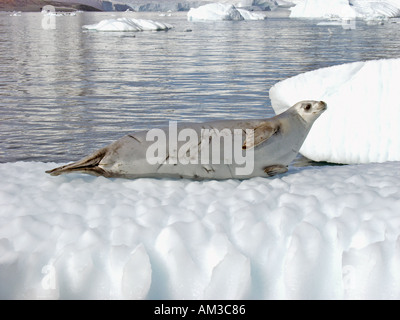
<box><xmin>1</xmin><ymin>161</ymin><xmax>400</xmax><ymax>299</ymax></box>
<box><xmin>269</xmin><ymin>58</ymin><xmax>400</xmax><ymax>164</ymax></box>
<box><xmin>290</xmin><ymin>0</ymin><xmax>400</xmax><ymax>19</ymax></box>
<box><xmin>82</xmin><ymin>18</ymin><xmax>173</xmax><ymax>32</ymax></box>
<box><xmin>187</xmin><ymin>3</ymin><xmax>266</xmax><ymax>21</ymax></box>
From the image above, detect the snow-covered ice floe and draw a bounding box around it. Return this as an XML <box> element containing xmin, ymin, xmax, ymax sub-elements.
<box><xmin>82</xmin><ymin>18</ymin><xmax>173</xmax><ymax>32</ymax></box>
<box><xmin>270</xmin><ymin>58</ymin><xmax>400</xmax><ymax>164</ymax></box>
<box><xmin>290</xmin><ymin>0</ymin><xmax>400</xmax><ymax>19</ymax></box>
<box><xmin>1</xmin><ymin>161</ymin><xmax>400</xmax><ymax>299</ymax></box>
<box><xmin>187</xmin><ymin>3</ymin><xmax>266</xmax><ymax>21</ymax></box>
<box><xmin>290</xmin><ymin>0</ymin><xmax>357</xmax><ymax>18</ymax></box>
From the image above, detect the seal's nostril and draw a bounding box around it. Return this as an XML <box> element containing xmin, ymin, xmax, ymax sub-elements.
<box><xmin>319</xmin><ymin>101</ymin><xmax>327</xmax><ymax>109</ymax></box>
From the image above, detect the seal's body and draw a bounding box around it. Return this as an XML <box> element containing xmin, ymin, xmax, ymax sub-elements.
<box><xmin>46</xmin><ymin>100</ymin><xmax>326</xmax><ymax>179</ymax></box>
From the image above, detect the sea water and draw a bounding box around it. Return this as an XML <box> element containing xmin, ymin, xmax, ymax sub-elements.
<box><xmin>1</xmin><ymin>11</ymin><xmax>400</xmax><ymax>163</ymax></box>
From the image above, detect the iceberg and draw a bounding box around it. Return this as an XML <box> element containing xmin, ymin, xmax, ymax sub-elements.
<box><xmin>352</xmin><ymin>0</ymin><xmax>400</xmax><ymax>19</ymax></box>
<box><xmin>187</xmin><ymin>3</ymin><xmax>266</xmax><ymax>21</ymax></box>
<box><xmin>290</xmin><ymin>0</ymin><xmax>357</xmax><ymax>18</ymax></box>
<box><xmin>188</xmin><ymin>3</ymin><xmax>244</xmax><ymax>21</ymax></box>
<box><xmin>82</xmin><ymin>17</ymin><xmax>173</xmax><ymax>31</ymax></box>
<box><xmin>269</xmin><ymin>58</ymin><xmax>400</xmax><ymax>164</ymax></box>
<box><xmin>289</xmin><ymin>0</ymin><xmax>400</xmax><ymax>19</ymax></box>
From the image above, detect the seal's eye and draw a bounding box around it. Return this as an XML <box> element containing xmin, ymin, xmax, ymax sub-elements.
<box><xmin>303</xmin><ymin>103</ymin><xmax>312</xmax><ymax>111</ymax></box>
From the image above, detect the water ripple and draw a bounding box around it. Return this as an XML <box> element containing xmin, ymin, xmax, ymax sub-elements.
<box><xmin>1</xmin><ymin>12</ymin><xmax>400</xmax><ymax>162</ymax></box>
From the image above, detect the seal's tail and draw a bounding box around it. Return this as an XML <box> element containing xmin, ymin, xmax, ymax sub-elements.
<box><xmin>46</xmin><ymin>148</ymin><xmax>108</xmax><ymax>177</ymax></box>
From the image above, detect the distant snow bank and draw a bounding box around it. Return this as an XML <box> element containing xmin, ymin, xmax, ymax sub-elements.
<box><xmin>290</xmin><ymin>0</ymin><xmax>400</xmax><ymax>19</ymax></box>
<box><xmin>1</xmin><ymin>161</ymin><xmax>400</xmax><ymax>299</ymax></box>
<box><xmin>270</xmin><ymin>58</ymin><xmax>400</xmax><ymax>164</ymax></box>
<box><xmin>82</xmin><ymin>17</ymin><xmax>173</xmax><ymax>31</ymax></box>
<box><xmin>187</xmin><ymin>3</ymin><xmax>266</xmax><ymax>21</ymax></box>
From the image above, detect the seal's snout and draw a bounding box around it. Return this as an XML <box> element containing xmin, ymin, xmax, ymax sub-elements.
<box><xmin>319</xmin><ymin>101</ymin><xmax>327</xmax><ymax>111</ymax></box>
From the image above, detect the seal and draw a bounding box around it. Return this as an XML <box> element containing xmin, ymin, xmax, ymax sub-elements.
<box><xmin>46</xmin><ymin>100</ymin><xmax>326</xmax><ymax>179</ymax></box>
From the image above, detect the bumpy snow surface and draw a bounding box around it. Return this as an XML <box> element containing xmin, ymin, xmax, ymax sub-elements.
<box><xmin>1</xmin><ymin>161</ymin><xmax>400</xmax><ymax>299</ymax></box>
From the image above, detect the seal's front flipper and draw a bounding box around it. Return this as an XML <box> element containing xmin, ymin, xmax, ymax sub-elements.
<box><xmin>242</xmin><ymin>122</ymin><xmax>280</xmax><ymax>150</ymax></box>
<box><xmin>264</xmin><ymin>165</ymin><xmax>288</xmax><ymax>177</ymax></box>
<box><xmin>46</xmin><ymin>148</ymin><xmax>108</xmax><ymax>177</ymax></box>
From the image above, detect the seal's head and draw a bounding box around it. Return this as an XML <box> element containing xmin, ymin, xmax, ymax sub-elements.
<box><xmin>291</xmin><ymin>100</ymin><xmax>327</xmax><ymax>125</ymax></box>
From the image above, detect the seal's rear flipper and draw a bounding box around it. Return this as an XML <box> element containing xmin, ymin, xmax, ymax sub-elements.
<box><xmin>263</xmin><ymin>165</ymin><xmax>288</xmax><ymax>177</ymax></box>
<box><xmin>46</xmin><ymin>148</ymin><xmax>108</xmax><ymax>177</ymax></box>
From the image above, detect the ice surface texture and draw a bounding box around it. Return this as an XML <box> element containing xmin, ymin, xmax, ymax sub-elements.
<box><xmin>1</xmin><ymin>161</ymin><xmax>400</xmax><ymax>299</ymax></box>
<box><xmin>270</xmin><ymin>58</ymin><xmax>400</xmax><ymax>164</ymax></box>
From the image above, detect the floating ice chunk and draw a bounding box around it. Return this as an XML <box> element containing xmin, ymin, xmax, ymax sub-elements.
<box><xmin>187</xmin><ymin>2</ymin><xmax>266</xmax><ymax>21</ymax></box>
<box><xmin>352</xmin><ymin>0</ymin><xmax>400</xmax><ymax>19</ymax></box>
<box><xmin>82</xmin><ymin>18</ymin><xmax>173</xmax><ymax>32</ymax></box>
<box><xmin>9</xmin><ymin>11</ymin><xmax>22</xmax><ymax>17</ymax></box>
<box><xmin>317</xmin><ymin>19</ymin><xmax>349</xmax><ymax>25</ymax></box>
<box><xmin>290</xmin><ymin>0</ymin><xmax>357</xmax><ymax>18</ymax></box>
<box><xmin>188</xmin><ymin>3</ymin><xmax>244</xmax><ymax>21</ymax></box>
<box><xmin>290</xmin><ymin>0</ymin><xmax>400</xmax><ymax>19</ymax></box>
<box><xmin>269</xmin><ymin>58</ymin><xmax>400</xmax><ymax>164</ymax></box>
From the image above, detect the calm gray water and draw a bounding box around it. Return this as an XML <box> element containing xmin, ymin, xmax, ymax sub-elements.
<box><xmin>1</xmin><ymin>11</ymin><xmax>400</xmax><ymax>163</ymax></box>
